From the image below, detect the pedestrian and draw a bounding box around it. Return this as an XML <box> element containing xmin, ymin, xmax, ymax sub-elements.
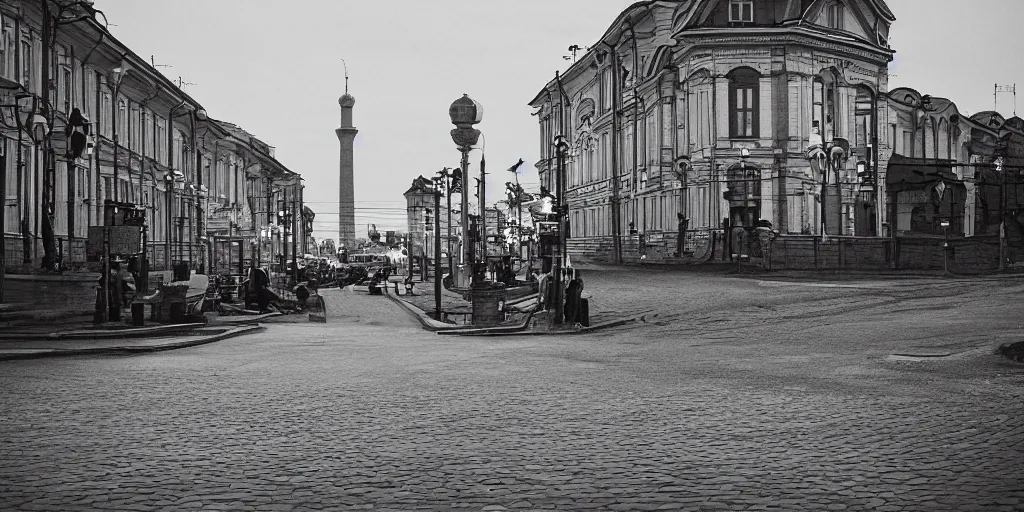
<box><xmin>537</xmin><ymin>270</ymin><xmax>550</xmax><ymax>311</ymax></box>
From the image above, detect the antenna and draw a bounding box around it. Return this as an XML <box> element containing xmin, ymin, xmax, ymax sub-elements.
<box><xmin>149</xmin><ymin>55</ymin><xmax>172</xmax><ymax>70</ymax></box>
<box><xmin>341</xmin><ymin>58</ymin><xmax>349</xmax><ymax>95</ymax></box>
<box><xmin>995</xmin><ymin>83</ymin><xmax>1016</xmax><ymax>116</ymax></box>
<box><xmin>174</xmin><ymin>76</ymin><xmax>197</xmax><ymax>89</ymax></box>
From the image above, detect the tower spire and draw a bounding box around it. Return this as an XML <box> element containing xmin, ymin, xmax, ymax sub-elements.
<box><xmin>342</xmin><ymin>58</ymin><xmax>349</xmax><ymax>95</ymax></box>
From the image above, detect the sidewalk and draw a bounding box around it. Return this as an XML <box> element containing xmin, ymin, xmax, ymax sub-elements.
<box><xmin>383</xmin><ymin>279</ymin><xmax>645</xmax><ymax>336</ymax></box>
<box><xmin>0</xmin><ymin>324</ymin><xmax>264</xmax><ymax>361</ymax></box>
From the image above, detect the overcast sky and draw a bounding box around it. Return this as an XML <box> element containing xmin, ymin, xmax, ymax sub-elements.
<box><xmin>96</xmin><ymin>0</ymin><xmax>1024</xmax><ymax>241</ymax></box>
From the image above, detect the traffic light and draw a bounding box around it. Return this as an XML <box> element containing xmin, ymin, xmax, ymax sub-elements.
<box><xmin>64</xmin><ymin>107</ymin><xmax>91</xmax><ymax>160</ymax></box>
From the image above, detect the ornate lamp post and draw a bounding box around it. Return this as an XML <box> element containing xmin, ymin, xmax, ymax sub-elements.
<box><xmin>449</xmin><ymin>94</ymin><xmax>482</xmax><ymax>288</ymax></box>
<box><xmin>163</xmin><ymin>169</ymin><xmax>184</xmax><ymax>270</ymax></box>
<box><xmin>806</xmin><ymin>124</ymin><xmax>849</xmax><ymax>240</ymax></box>
<box><xmin>673</xmin><ymin>156</ymin><xmax>691</xmax><ymax>257</ymax></box>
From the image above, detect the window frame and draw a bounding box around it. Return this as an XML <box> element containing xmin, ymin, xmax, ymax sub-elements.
<box><xmin>729</xmin><ymin>0</ymin><xmax>754</xmax><ymax>23</ymax></box>
<box><xmin>728</xmin><ymin>68</ymin><xmax>760</xmax><ymax>139</ymax></box>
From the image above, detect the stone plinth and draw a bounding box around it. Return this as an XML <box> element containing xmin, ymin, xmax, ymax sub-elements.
<box><xmin>470</xmin><ymin>284</ymin><xmax>505</xmax><ymax>327</ymax></box>
<box><xmin>3</xmin><ymin>272</ymin><xmax>101</xmax><ymax>316</ymax></box>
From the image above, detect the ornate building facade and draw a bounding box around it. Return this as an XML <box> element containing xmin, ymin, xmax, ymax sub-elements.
<box><xmin>528</xmin><ymin>0</ymin><xmax>1024</xmax><ymax>264</ymax></box>
<box><xmin>0</xmin><ymin>1</ymin><xmax>305</xmax><ymax>304</ymax></box>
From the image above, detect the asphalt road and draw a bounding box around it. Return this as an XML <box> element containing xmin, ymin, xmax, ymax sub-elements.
<box><xmin>1</xmin><ymin>273</ymin><xmax>1023</xmax><ymax>511</ymax></box>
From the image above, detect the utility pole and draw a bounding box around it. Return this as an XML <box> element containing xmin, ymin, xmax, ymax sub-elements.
<box><xmin>478</xmin><ymin>154</ymin><xmax>486</xmax><ymax>282</ymax></box>
<box><xmin>291</xmin><ymin>190</ymin><xmax>298</xmax><ymax>284</ymax></box>
<box><xmin>433</xmin><ymin>180</ymin><xmax>442</xmax><ymax>319</ymax></box>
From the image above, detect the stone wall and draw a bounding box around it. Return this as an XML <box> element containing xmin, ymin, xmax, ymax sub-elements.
<box><xmin>4</xmin><ymin>272</ymin><xmax>100</xmax><ymax>314</ymax></box>
<box><xmin>564</xmin><ymin>231</ymin><xmax>1001</xmax><ymax>273</ymax></box>
<box><xmin>567</xmin><ymin>230</ymin><xmax>721</xmax><ymax>266</ymax></box>
<box><xmin>770</xmin><ymin>235</ymin><xmax>999</xmax><ymax>273</ymax></box>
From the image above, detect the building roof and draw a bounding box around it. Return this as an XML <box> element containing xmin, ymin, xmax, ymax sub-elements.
<box><xmin>339</xmin><ymin>94</ymin><xmax>356</xmax><ymax>107</ymax></box>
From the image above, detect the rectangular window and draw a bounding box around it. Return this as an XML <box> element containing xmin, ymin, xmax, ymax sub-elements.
<box><xmin>601</xmin><ymin>68</ymin><xmax>612</xmax><ymax>113</ymax></box>
<box><xmin>729</xmin><ymin>0</ymin><xmax>754</xmax><ymax>23</ymax></box>
<box><xmin>20</xmin><ymin>38</ymin><xmax>31</xmax><ymax>88</ymax></box>
<box><xmin>827</xmin><ymin>4</ymin><xmax>844</xmax><ymax>29</ymax></box>
<box><xmin>812</xmin><ymin>80</ymin><xmax>824</xmax><ymax>133</ymax></box>
<box><xmin>100</xmin><ymin>91</ymin><xmax>111</xmax><ymax>137</ymax></box>
<box><xmin>646</xmin><ymin>110</ymin><xmax>658</xmax><ymax>169</ymax></box>
<box><xmin>0</xmin><ymin>17</ymin><xmax>10</xmax><ymax>79</ymax></box>
<box><xmin>732</xmin><ymin>87</ymin><xmax>755</xmax><ymax>137</ymax></box>
<box><xmin>730</xmin><ymin>72</ymin><xmax>760</xmax><ymax>139</ymax></box>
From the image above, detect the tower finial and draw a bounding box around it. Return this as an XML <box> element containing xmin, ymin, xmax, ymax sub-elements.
<box><xmin>341</xmin><ymin>58</ymin><xmax>349</xmax><ymax>95</ymax></box>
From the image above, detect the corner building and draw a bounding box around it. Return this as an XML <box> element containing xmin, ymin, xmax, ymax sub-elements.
<box><xmin>530</xmin><ymin>0</ymin><xmax>895</xmax><ymax>264</ymax></box>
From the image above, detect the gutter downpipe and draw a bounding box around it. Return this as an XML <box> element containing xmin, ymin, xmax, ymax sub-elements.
<box><xmin>599</xmin><ymin>40</ymin><xmax>622</xmax><ymax>264</ymax></box>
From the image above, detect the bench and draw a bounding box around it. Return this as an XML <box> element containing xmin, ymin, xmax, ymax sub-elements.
<box><xmin>131</xmin><ymin>283</ymin><xmax>190</xmax><ymax>324</ymax></box>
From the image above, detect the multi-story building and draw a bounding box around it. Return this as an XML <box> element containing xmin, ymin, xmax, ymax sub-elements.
<box><xmin>527</xmin><ymin>0</ymin><xmax>1023</xmax><ymax>275</ymax></box>
<box><xmin>0</xmin><ymin>1</ymin><xmax>305</xmax><ymax>304</ymax></box>
<box><xmin>530</xmin><ymin>0</ymin><xmax>900</xmax><ymax>264</ymax></box>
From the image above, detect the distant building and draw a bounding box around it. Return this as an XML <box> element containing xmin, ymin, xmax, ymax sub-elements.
<box><xmin>404</xmin><ymin>176</ymin><xmax>460</xmax><ymax>269</ymax></box>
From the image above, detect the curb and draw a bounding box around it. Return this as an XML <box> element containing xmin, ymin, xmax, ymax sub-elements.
<box><xmin>0</xmin><ymin>322</ymin><xmax>208</xmax><ymax>342</ymax></box>
<box><xmin>0</xmin><ymin>325</ymin><xmax>266</xmax><ymax>362</ymax></box>
<box><xmin>214</xmin><ymin>312</ymin><xmax>283</xmax><ymax>325</ymax></box>
<box><xmin>383</xmin><ymin>286</ymin><xmax>536</xmax><ymax>334</ymax></box>
<box><xmin>451</xmin><ymin>312</ymin><xmax>654</xmax><ymax>337</ymax></box>
<box><xmin>383</xmin><ymin>286</ymin><xmax>450</xmax><ymax>331</ymax></box>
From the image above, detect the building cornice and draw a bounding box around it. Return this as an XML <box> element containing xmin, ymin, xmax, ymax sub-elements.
<box><xmin>673</xmin><ymin>27</ymin><xmax>894</xmax><ymax>65</ymax></box>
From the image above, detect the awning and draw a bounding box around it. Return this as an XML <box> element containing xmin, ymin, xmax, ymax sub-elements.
<box><xmin>885</xmin><ymin>155</ymin><xmax>961</xmax><ymax>193</ymax></box>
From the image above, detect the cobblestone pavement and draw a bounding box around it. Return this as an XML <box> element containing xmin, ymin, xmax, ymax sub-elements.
<box><xmin>2</xmin><ymin>279</ymin><xmax>1024</xmax><ymax>511</ymax></box>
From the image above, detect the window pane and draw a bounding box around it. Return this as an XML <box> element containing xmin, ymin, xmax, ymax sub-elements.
<box><xmin>746</xmin><ymin>88</ymin><xmax>753</xmax><ymax>108</ymax></box>
<box><xmin>731</xmin><ymin>3</ymin><xmax>739</xmax><ymax>20</ymax></box>
<box><xmin>746</xmin><ymin>112</ymin><xmax>753</xmax><ymax>137</ymax></box>
<box><xmin>743</xmin><ymin>3</ymin><xmax>752</xmax><ymax>21</ymax></box>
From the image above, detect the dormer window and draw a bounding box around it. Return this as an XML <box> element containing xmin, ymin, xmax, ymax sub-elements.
<box><xmin>826</xmin><ymin>3</ymin><xmax>844</xmax><ymax>29</ymax></box>
<box><xmin>729</xmin><ymin>0</ymin><xmax>754</xmax><ymax>23</ymax></box>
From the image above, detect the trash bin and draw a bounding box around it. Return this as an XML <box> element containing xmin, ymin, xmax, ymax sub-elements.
<box><xmin>169</xmin><ymin>302</ymin><xmax>186</xmax><ymax>323</ymax></box>
<box><xmin>130</xmin><ymin>303</ymin><xmax>145</xmax><ymax>326</ymax></box>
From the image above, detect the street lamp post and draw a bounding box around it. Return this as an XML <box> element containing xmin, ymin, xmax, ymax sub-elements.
<box><xmin>552</xmin><ymin>134</ymin><xmax>570</xmax><ymax>325</ymax></box>
<box><xmin>807</xmin><ymin>124</ymin><xmax>849</xmax><ymax>240</ymax></box>
<box><xmin>673</xmin><ymin>156</ymin><xmax>691</xmax><ymax>257</ymax></box>
<box><xmin>163</xmin><ymin>170</ymin><xmax>183</xmax><ymax>270</ymax></box>
<box><xmin>431</xmin><ymin>177</ymin><xmax>443</xmax><ymax>319</ymax></box>
<box><xmin>449</xmin><ymin>94</ymin><xmax>483</xmax><ymax>289</ymax></box>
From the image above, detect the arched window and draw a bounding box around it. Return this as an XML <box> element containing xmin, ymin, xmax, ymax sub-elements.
<box><xmin>728</xmin><ymin>68</ymin><xmax>759</xmax><ymax>138</ymax></box>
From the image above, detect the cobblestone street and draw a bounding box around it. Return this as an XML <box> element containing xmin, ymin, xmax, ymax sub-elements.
<box><xmin>2</xmin><ymin>274</ymin><xmax>1024</xmax><ymax>511</ymax></box>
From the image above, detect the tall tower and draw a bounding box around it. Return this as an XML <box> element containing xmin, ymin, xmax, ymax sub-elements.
<box><xmin>336</xmin><ymin>77</ymin><xmax>358</xmax><ymax>251</ymax></box>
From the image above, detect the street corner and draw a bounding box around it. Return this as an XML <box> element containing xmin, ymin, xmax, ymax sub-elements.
<box><xmin>0</xmin><ymin>324</ymin><xmax>265</xmax><ymax>362</ymax></box>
